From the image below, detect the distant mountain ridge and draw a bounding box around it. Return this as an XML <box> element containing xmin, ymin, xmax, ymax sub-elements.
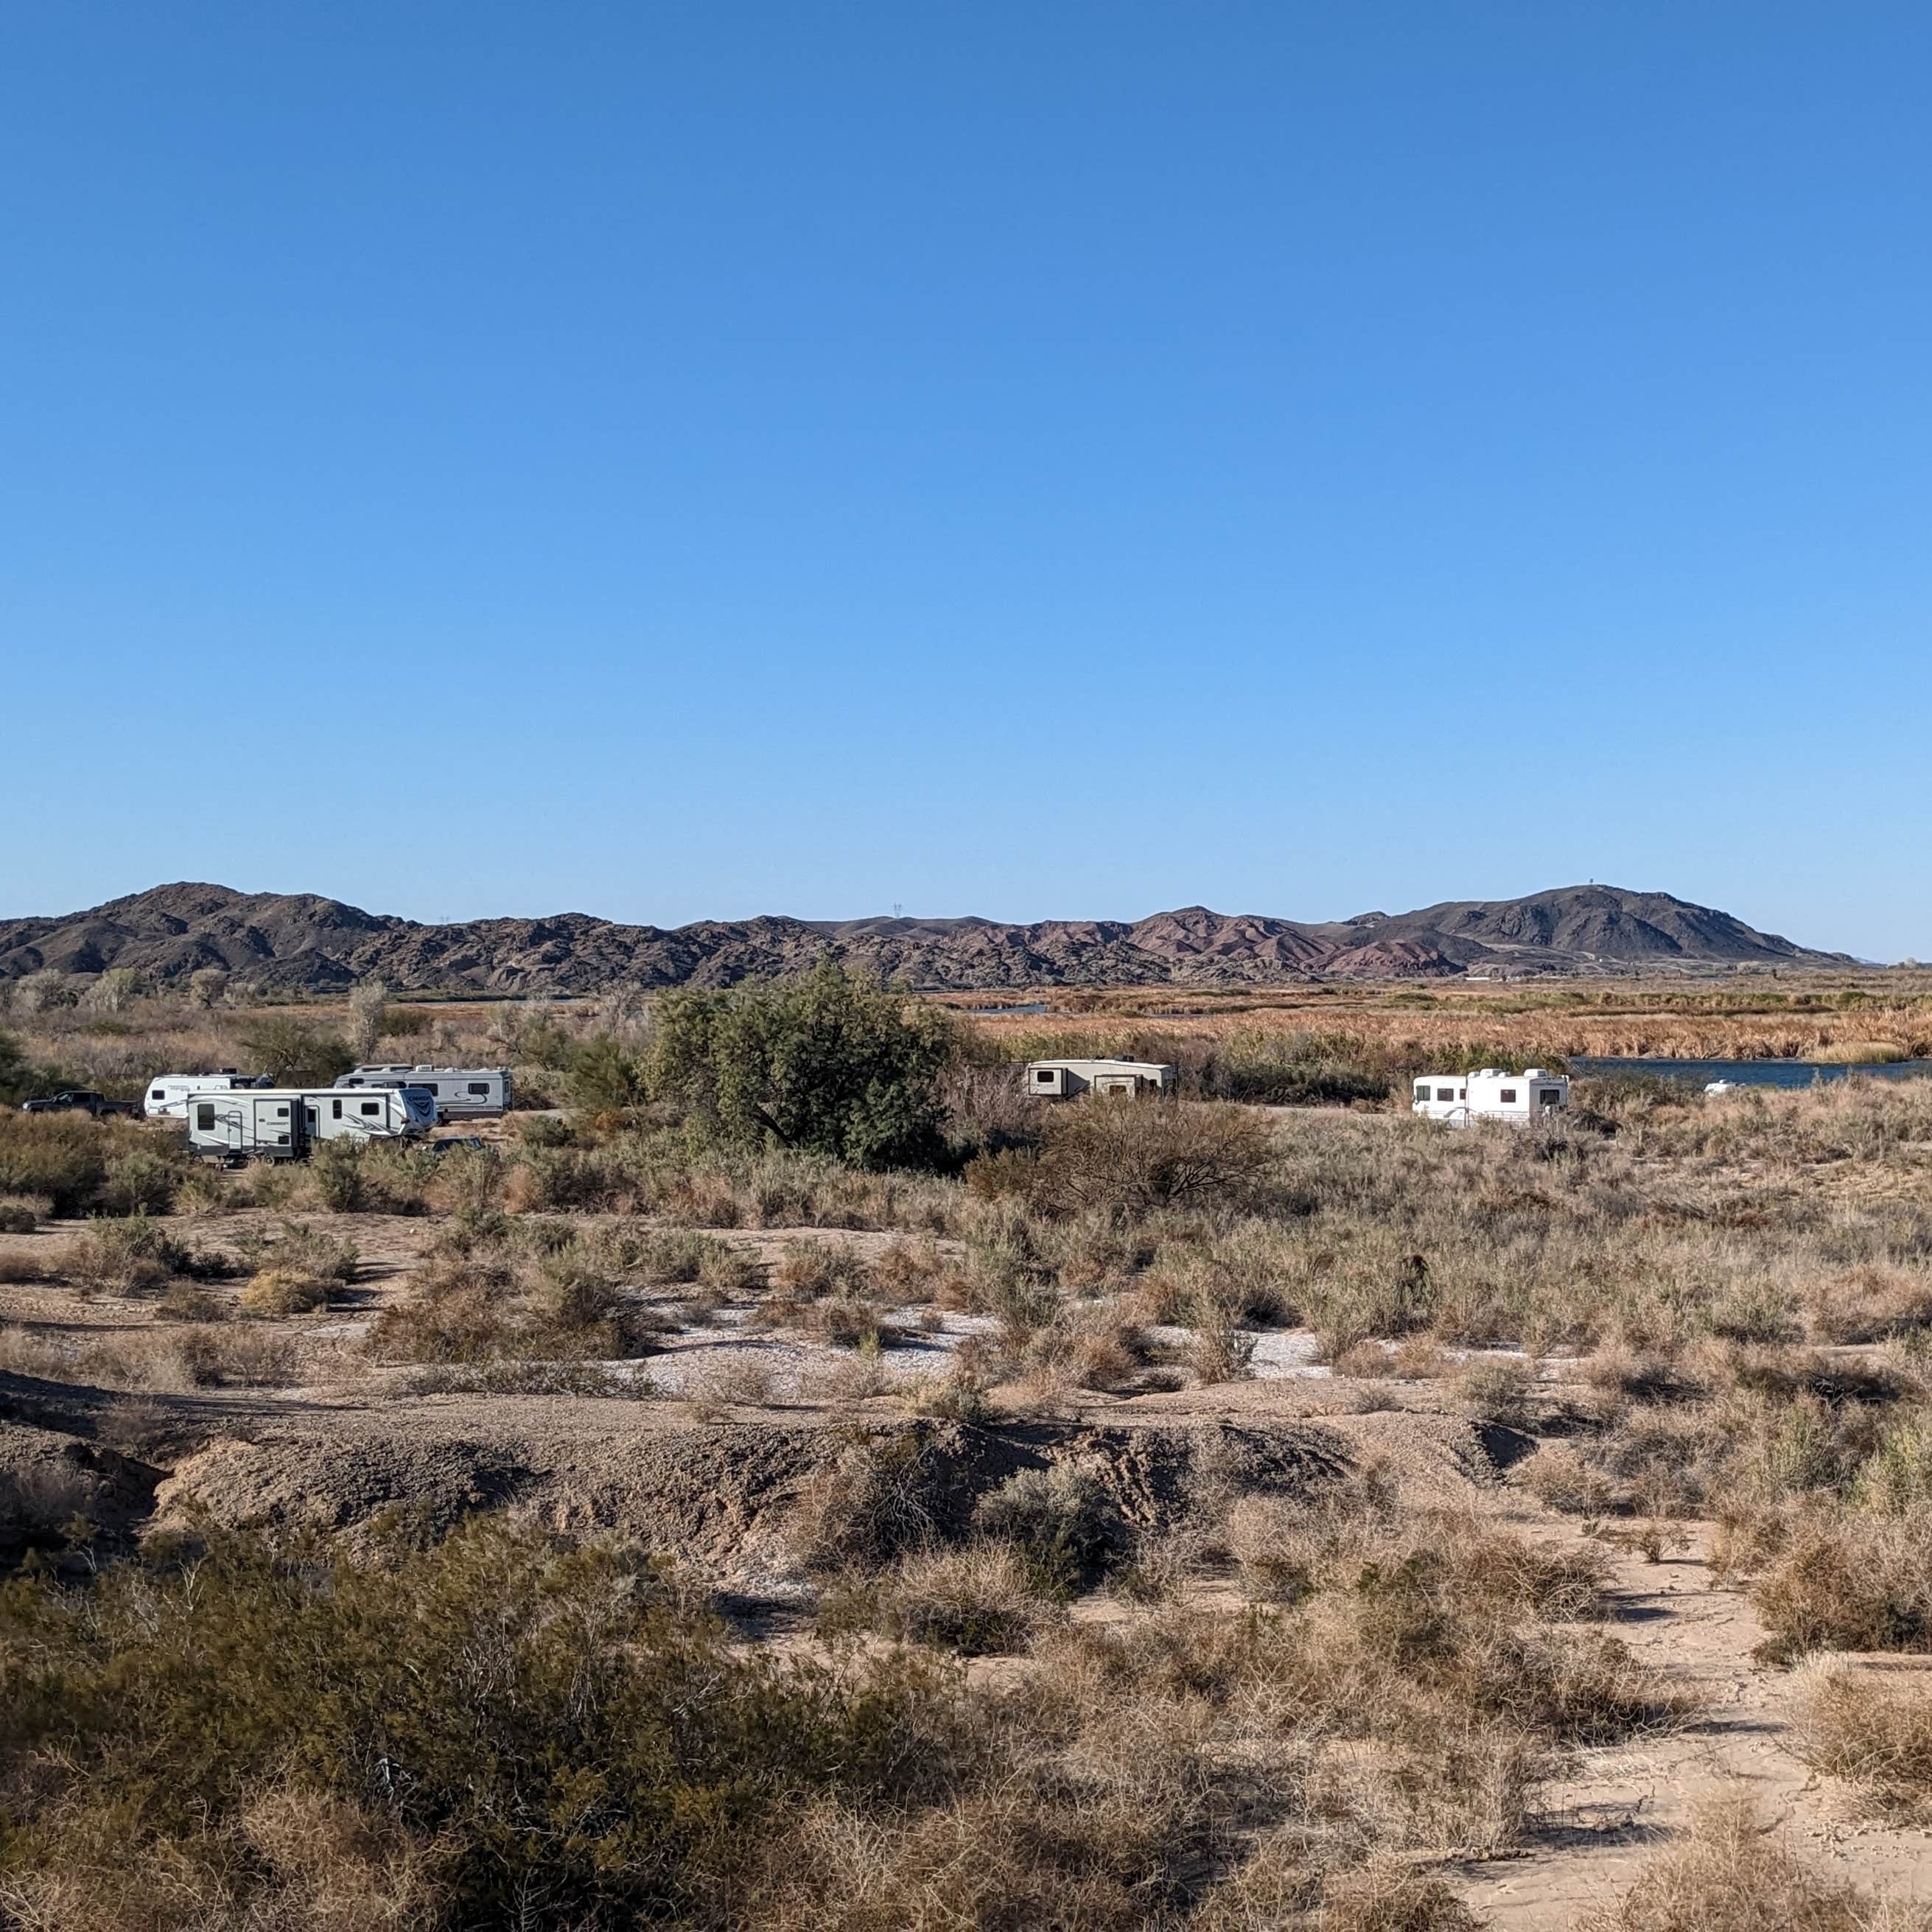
<box><xmin>0</xmin><ymin>883</ymin><xmax>1853</xmax><ymax>995</ymax></box>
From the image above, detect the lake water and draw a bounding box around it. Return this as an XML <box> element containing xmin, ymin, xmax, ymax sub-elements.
<box><xmin>965</xmin><ymin>1001</ymin><xmax>1049</xmax><ymax>1016</ymax></box>
<box><xmin>1569</xmin><ymin>1056</ymin><xmax>1932</xmax><ymax>1089</ymax></box>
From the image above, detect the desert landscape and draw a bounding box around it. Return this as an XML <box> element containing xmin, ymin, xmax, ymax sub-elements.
<box><xmin>6</xmin><ymin>911</ymin><xmax>1932</xmax><ymax>1928</ymax></box>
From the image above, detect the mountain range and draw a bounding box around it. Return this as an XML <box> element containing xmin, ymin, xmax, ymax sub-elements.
<box><xmin>0</xmin><ymin>883</ymin><xmax>1854</xmax><ymax>995</ymax></box>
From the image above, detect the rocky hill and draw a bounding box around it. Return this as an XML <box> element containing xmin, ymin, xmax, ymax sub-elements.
<box><xmin>0</xmin><ymin>883</ymin><xmax>1850</xmax><ymax>995</ymax></box>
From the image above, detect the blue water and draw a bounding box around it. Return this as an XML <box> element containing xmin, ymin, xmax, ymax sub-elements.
<box><xmin>967</xmin><ymin>1001</ymin><xmax>1049</xmax><ymax>1015</ymax></box>
<box><xmin>1569</xmin><ymin>1056</ymin><xmax>1932</xmax><ymax>1089</ymax></box>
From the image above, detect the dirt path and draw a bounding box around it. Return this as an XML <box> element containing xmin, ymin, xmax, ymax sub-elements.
<box><xmin>1455</xmin><ymin>1516</ymin><xmax>1932</xmax><ymax>1925</ymax></box>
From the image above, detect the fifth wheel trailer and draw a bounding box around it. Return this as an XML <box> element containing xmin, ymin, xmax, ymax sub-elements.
<box><xmin>335</xmin><ymin>1065</ymin><xmax>512</xmax><ymax>1118</ymax></box>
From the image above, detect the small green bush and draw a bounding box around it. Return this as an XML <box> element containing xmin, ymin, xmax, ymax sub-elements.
<box><xmin>0</xmin><ymin>1112</ymin><xmax>109</xmax><ymax>1216</ymax></box>
<box><xmin>973</xmin><ymin>1463</ymin><xmax>1124</xmax><ymax>1597</ymax></box>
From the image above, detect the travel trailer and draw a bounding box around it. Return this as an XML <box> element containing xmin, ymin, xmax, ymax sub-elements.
<box><xmin>1410</xmin><ymin>1068</ymin><xmax>1569</xmax><ymax>1126</ymax></box>
<box><xmin>143</xmin><ymin>1071</ymin><xmax>256</xmax><ymax>1119</ymax></box>
<box><xmin>335</xmin><ymin>1065</ymin><xmax>512</xmax><ymax>1119</ymax></box>
<box><xmin>185</xmin><ymin>1085</ymin><xmax>435</xmax><ymax>1162</ymax></box>
<box><xmin>1023</xmin><ymin>1058</ymin><xmax>1176</xmax><ymax>1099</ymax></box>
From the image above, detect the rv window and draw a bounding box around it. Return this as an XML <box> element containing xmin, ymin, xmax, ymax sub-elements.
<box><xmin>1035</xmin><ymin>1070</ymin><xmax>1054</xmax><ymax>1082</ymax></box>
<box><xmin>360</xmin><ymin>1101</ymin><xmax>381</xmax><ymax>1116</ymax></box>
<box><xmin>469</xmin><ymin>1082</ymin><xmax>489</xmax><ymax>1096</ymax></box>
<box><xmin>1539</xmin><ymin>1090</ymin><xmax>1561</xmax><ymax>1107</ymax></box>
<box><xmin>196</xmin><ymin>1104</ymin><xmax>216</xmax><ymax>1131</ymax></box>
<box><xmin>151</xmin><ymin>1088</ymin><xmax>165</xmax><ymax>1101</ymax></box>
<box><xmin>1414</xmin><ymin>1082</ymin><xmax>1430</xmax><ymax>1098</ymax></box>
<box><xmin>424</xmin><ymin>1083</ymin><xmax>439</xmax><ymax>1095</ymax></box>
<box><xmin>275</xmin><ymin>1105</ymin><xmax>289</xmax><ymax>1118</ymax></box>
<box><xmin>1499</xmin><ymin>1088</ymin><xmax>1518</xmax><ymax>1105</ymax></box>
<box><xmin>332</xmin><ymin>1099</ymin><xmax>343</xmax><ymax>1119</ymax></box>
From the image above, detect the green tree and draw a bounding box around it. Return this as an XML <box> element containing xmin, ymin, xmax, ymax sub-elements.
<box><xmin>238</xmin><ymin>1015</ymin><xmax>355</xmax><ymax>1087</ymax></box>
<box><xmin>0</xmin><ymin>1027</ymin><xmax>35</xmax><ymax>1105</ymax></box>
<box><xmin>567</xmin><ymin>1033</ymin><xmax>649</xmax><ymax>1112</ymax></box>
<box><xmin>648</xmin><ymin>960</ymin><xmax>957</xmax><ymax>1169</ymax></box>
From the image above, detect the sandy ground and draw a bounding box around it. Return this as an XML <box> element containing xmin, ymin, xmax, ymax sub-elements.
<box><xmin>8</xmin><ymin>1203</ymin><xmax>1932</xmax><ymax>1923</ymax></box>
<box><xmin>1454</xmin><ymin>1516</ymin><xmax>1932</xmax><ymax>1925</ymax></box>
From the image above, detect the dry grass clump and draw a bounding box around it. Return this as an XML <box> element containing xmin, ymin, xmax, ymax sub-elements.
<box><xmin>822</xmin><ymin>1543</ymin><xmax>1055</xmax><ymax>1656</ymax></box>
<box><xmin>1452</xmin><ymin>1356</ymin><xmax>1539</xmax><ymax>1428</ymax></box>
<box><xmin>60</xmin><ymin>1215</ymin><xmax>212</xmax><ymax>1297</ymax></box>
<box><xmin>0</xmin><ymin>1194</ymin><xmax>49</xmax><ymax>1233</ymax></box>
<box><xmin>1020</xmin><ymin>1302</ymin><xmax>1152</xmax><ymax>1391</ymax></box>
<box><xmin>682</xmin><ymin>1348</ymin><xmax>785</xmax><ymax>1411</ymax></box>
<box><xmin>1722</xmin><ymin>1502</ymin><xmax>1932</xmax><ymax>1662</ymax></box>
<box><xmin>400</xmin><ymin>1359</ymin><xmax>652</xmax><ymax>1399</ymax></box>
<box><xmin>786</xmin><ymin>1429</ymin><xmax>942</xmax><ymax>1572</ymax></box>
<box><xmin>0</xmin><ymin>1322</ymin><xmax>301</xmax><ymax>1392</ymax></box>
<box><xmin>1797</xmin><ymin>1662</ymin><xmax>1932</xmax><ymax>1819</ymax></box>
<box><xmin>973</xmin><ymin>1462</ymin><xmax>1124</xmax><ymax>1596</ymax></box>
<box><xmin>1577</xmin><ymin>1788</ymin><xmax>1932</xmax><ymax>1931</ymax></box>
<box><xmin>368</xmin><ymin>1225</ymin><xmax>668</xmax><ymax>1365</ymax></box>
<box><xmin>1028</xmin><ymin>1098</ymin><xmax>1279</xmax><ymax>1217</ymax></box>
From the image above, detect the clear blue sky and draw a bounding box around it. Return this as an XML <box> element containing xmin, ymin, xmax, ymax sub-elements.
<box><xmin>4</xmin><ymin>4</ymin><xmax>1929</xmax><ymax>959</ymax></box>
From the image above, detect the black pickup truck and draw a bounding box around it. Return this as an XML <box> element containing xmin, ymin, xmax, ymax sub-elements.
<box><xmin>19</xmin><ymin>1089</ymin><xmax>139</xmax><ymax>1119</ymax></box>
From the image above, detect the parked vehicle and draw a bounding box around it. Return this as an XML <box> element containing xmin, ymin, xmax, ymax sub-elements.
<box><xmin>143</xmin><ymin>1071</ymin><xmax>254</xmax><ymax>1119</ymax></box>
<box><xmin>185</xmin><ymin>1085</ymin><xmax>435</xmax><ymax>1162</ymax></box>
<box><xmin>20</xmin><ymin>1089</ymin><xmax>139</xmax><ymax>1118</ymax></box>
<box><xmin>1022</xmin><ymin>1058</ymin><xmax>1175</xmax><ymax>1099</ymax></box>
<box><xmin>1410</xmin><ymin>1068</ymin><xmax>1569</xmax><ymax>1127</ymax></box>
<box><xmin>334</xmin><ymin>1065</ymin><xmax>512</xmax><ymax>1119</ymax></box>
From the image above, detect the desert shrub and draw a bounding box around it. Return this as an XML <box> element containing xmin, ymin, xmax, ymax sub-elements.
<box><xmin>424</xmin><ymin>1142</ymin><xmax>505</xmax><ymax>1218</ymax></box>
<box><xmin>1740</xmin><ymin>1504</ymin><xmax>1932</xmax><ymax>1660</ymax></box>
<box><xmin>1032</xmin><ymin>1099</ymin><xmax>1275</xmax><ymax>1218</ymax></box>
<box><xmin>0</xmin><ymin>1111</ymin><xmax>110</xmax><ymax>1216</ymax></box>
<box><xmin>1798</xmin><ymin>1662</ymin><xmax>1932</xmax><ymax>1819</ymax></box>
<box><xmin>0</xmin><ymin>1194</ymin><xmax>46</xmax><ymax>1233</ymax></box>
<box><xmin>1452</xmin><ymin>1357</ymin><xmax>1539</xmax><ymax>1429</ymax></box>
<box><xmin>234</xmin><ymin>1219</ymin><xmax>359</xmax><ymax>1289</ymax></box>
<box><xmin>169</xmin><ymin>1326</ymin><xmax>302</xmax><ymax>1387</ymax></box>
<box><xmin>66</xmin><ymin>1214</ymin><xmax>203</xmax><ymax>1295</ymax></box>
<box><xmin>402</xmin><ymin>1361</ymin><xmax>654</xmax><ymax>1399</ymax></box>
<box><xmin>309</xmin><ymin>1137</ymin><xmax>370</xmax><ymax>1211</ymax></box>
<box><xmin>1854</xmin><ymin>1410</ymin><xmax>1932</xmax><ymax>1512</ymax></box>
<box><xmin>823</xmin><ymin>1544</ymin><xmax>1053</xmax><ymax>1656</ymax></box>
<box><xmin>566</xmin><ymin>1033</ymin><xmax>649</xmax><ymax>1113</ymax></box>
<box><xmin>239</xmin><ymin>1267</ymin><xmax>333</xmax><ymax>1315</ymax></box>
<box><xmin>307</xmin><ymin>1138</ymin><xmax>433</xmax><ymax>1216</ymax></box>
<box><xmin>973</xmin><ymin>1463</ymin><xmax>1123</xmax><ymax>1597</ymax></box>
<box><xmin>1187</xmin><ymin>1303</ymin><xmax>1257</xmax><ymax>1385</ymax></box>
<box><xmin>905</xmin><ymin>1367</ymin><xmax>995</xmax><ymax>1424</ymax></box>
<box><xmin>97</xmin><ymin>1145</ymin><xmax>186</xmax><ymax>1216</ymax></box>
<box><xmin>648</xmin><ymin>960</ymin><xmax>959</xmax><ymax>1169</ymax></box>
<box><xmin>369</xmin><ymin>1232</ymin><xmax>664</xmax><ymax>1365</ymax></box>
<box><xmin>788</xmin><ymin>1430</ymin><xmax>943</xmax><ymax>1572</ymax></box>
<box><xmin>1575</xmin><ymin>1788</ymin><xmax>1931</xmax><ymax>1931</ymax></box>
<box><xmin>1205</xmin><ymin>1031</ymin><xmax>1394</xmax><ymax>1108</ymax></box>
<box><xmin>0</xmin><ymin>1519</ymin><xmax>980</xmax><ymax>1930</ymax></box>
<box><xmin>773</xmin><ymin>1238</ymin><xmax>872</xmax><ymax>1298</ymax></box>
<box><xmin>1025</xmin><ymin>1303</ymin><xmax>1148</xmax><ymax>1390</ymax></box>
<box><xmin>0</xmin><ymin>1025</ymin><xmax>47</xmax><ymax>1105</ymax></box>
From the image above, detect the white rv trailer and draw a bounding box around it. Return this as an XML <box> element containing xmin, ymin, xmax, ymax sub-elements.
<box><xmin>335</xmin><ymin>1064</ymin><xmax>512</xmax><ymax>1119</ymax></box>
<box><xmin>1023</xmin><ymin>1058</ymin><xmax>1176</xmax><ymax>1099</ymax></box>
<box><xmin>185</xmin><ymin>1086</ymin><xmax>435</xmax><ymax>1162</ymax></box>
<box><xmin>144</xmin><ymin>1071</ymin><xmax>254</xmax><ymax>1119</ymax></box>
<box><xmin>1410</xmin><ymin>1068</ymin><xmax>1569</xmax><ymax>1127</ymax></box>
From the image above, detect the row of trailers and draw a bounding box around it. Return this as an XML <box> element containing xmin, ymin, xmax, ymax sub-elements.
<box><xmin>143</xmin><ymin>1064</ymin><xmax>513</xmax><ymax>1164</ymax></box>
